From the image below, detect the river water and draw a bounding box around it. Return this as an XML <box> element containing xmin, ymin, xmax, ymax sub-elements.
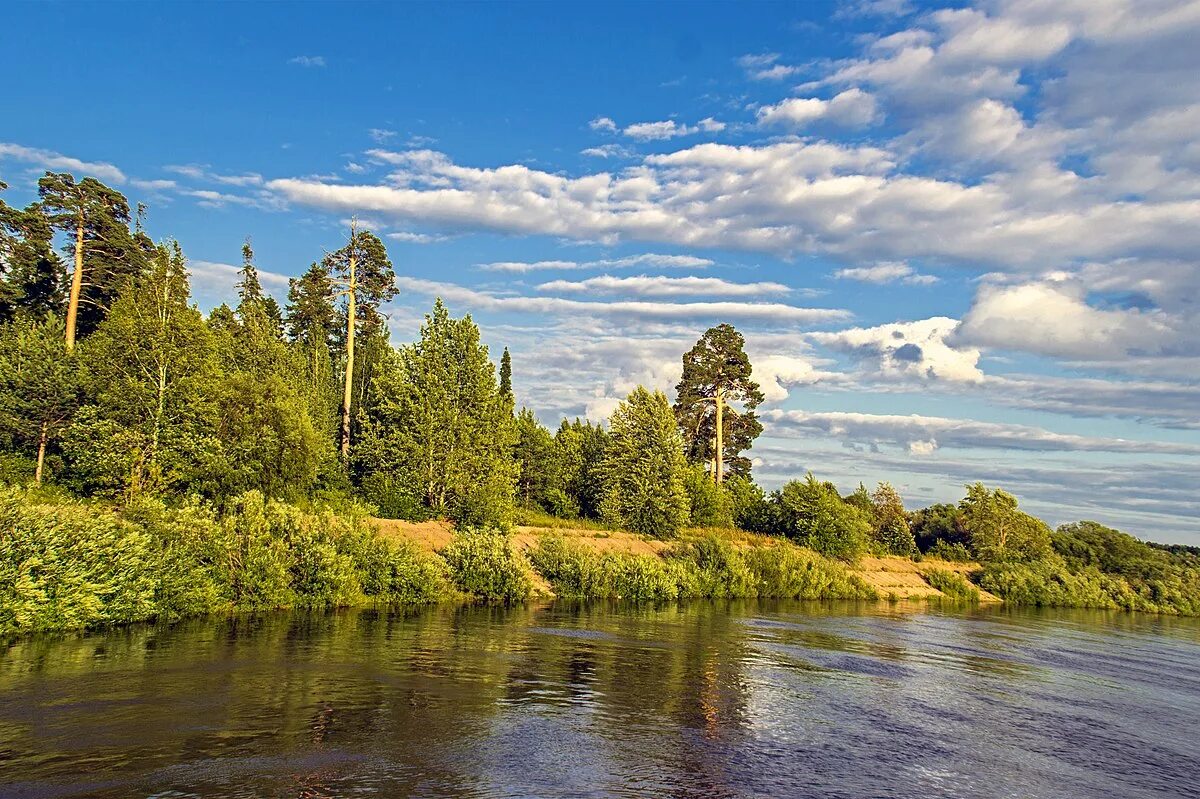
<box><xmin>2</xmin><ymin>601</ymin><xmax>1198</xmax><ymax>799</ymax></box>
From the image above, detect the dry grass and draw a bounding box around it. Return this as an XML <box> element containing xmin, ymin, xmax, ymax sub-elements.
<box><xmin>368</xmin><ymin>518</ymin><xmax>1001</xmax><ymax>603</ymax></box>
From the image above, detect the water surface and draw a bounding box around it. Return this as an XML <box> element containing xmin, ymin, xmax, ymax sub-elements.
<box><xmin>2</xmin><ymin>601</ymin><xmax>1198</xmax><ymax>798</ymax></box>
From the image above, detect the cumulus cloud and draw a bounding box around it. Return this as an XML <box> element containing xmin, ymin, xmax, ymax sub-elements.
<box><xmin>810</xmin><ymin>317</ymin><xmax>983</xmax><ymax>382</ymax></box>
<box><xmin>756</xmin><ymin>88</ymin><xmax>879</xmax><ymax>128</ymax></box>
<box><xmin>589</xmin><ymin>116</ymin><xmax>618</xmax><ymax>133</ymax></box>
<box><xmin>0</xmin><ymin>142</ymin><xmax>126</xmax><ymax>184</ymax></box>
<box><xmin>622</xmin><ymin>119</ymin><xmax>714</xmax><ymax>140</ymax></box>
<box><xmin>833</xmin><ymin>261</ymin><xmax>937</xmax><ymax>285</ymax></box>
<box><xmin>957</xmin><ymin>280</ymin><xmax>1180</xmax><ymax>361</ymax></box>
<box><xmin>535</xmin><ymin>274</ymin><xmax>792</xmax><ymax>297</ymax></box>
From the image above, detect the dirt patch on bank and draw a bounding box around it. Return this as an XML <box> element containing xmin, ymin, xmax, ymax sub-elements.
<box><xmin>369</xmin><ymin>518</ymin><xmax>1001</xmax><ymax>602</ymax></box>
<box><xmin>370</xmin><ymin>517</ymin><xmax>671</xmax><ymax>558</ymax></box>
<box><xmin>853</xmin><ymin>555</ymin><xmax>1001</xmax><ymax>601</ymax></box>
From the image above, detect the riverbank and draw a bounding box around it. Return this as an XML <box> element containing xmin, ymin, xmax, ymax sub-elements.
<box><xmin>372</xmin><ymin>517</ymin><xmax>998</xmax><ymax>602</ymax></box>
<box><xmin>4</xmin><ymin>488</ymin><xmax>1194</xmax><ymax>639</ymax></box>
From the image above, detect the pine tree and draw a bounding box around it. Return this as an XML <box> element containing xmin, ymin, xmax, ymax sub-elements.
<box><xmin>324</xmin><ymin>222</ymin><xmax>396</xmax><ymax>460</ymax></box>
<box><xmin>0</xmin><ymin>199</ymin><xmax>65</xmax><ymax>322</ymax></box>
<box><xmin>37</xmin><ymin>172</ymin><xmax>144</xmax><ymax>349</ymax></box>
<box><xmin>674</xmin><ymin>324</ymin><xmax>764</xmax><ymax>483</ymax></box>
<box><xmin>499</xmin><ymin>347</ymin><xmax>513</xmax><ymax>399</ymax></box>
<box><xmin>599</xmin><ymin>386</ymin><xmax>690</xmax><ymax>538</ymax></box>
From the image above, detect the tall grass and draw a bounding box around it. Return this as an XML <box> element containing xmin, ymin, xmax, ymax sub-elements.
<box><xmin>0</xmin><ymin>489</ymin><xmax>450</xmax><ymax>637</ymax></box>
<box><xmin>529</xmin><ymin>532</ymin><xmax>876</xmax><ymax>601</ymax></box>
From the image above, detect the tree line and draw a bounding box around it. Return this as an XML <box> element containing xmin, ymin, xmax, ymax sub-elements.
<box><xmin>2</xmin><ymin>170</ymin><xmax>1197</xmax><ymax>617</ymax></box>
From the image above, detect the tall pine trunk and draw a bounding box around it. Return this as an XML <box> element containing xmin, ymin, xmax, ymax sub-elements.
<box><xmin>714</xmin><ymin>385</ymin><xmax>724</xmax><ymax>484</ymax></box>
<box><xmin>340</xmin><ymin>225</ymin><xmax>357</xmax><ymax>461</ymax></box>
<box><xmin>64</xmin><ymin>212</ymin><xmax>85</xmax><ymax>352</ymax></box>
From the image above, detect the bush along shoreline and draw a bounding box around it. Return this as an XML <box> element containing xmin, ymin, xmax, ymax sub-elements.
<box><xmin>5</xmin><ymin>484</ymin><xmax>1199</xmax><ymax>639</ymax></box>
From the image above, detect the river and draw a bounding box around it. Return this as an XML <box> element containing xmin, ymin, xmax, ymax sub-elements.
<box><xmin>2</xmin><ymin>601</ymin><xmax>1198</xmax><ymax>798</ymax></box>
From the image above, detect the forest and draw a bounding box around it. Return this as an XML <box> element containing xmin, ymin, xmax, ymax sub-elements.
<box><xmin>2</xmin><ymin>171</ymin><xmax>1198</xmax><ymax>637</ymax></box>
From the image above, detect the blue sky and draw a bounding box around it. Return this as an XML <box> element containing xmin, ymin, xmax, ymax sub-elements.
<box><xmin>3</xmin><ymin>0</ymin><xmax>1199</xmax><ymax>542</ymax></box>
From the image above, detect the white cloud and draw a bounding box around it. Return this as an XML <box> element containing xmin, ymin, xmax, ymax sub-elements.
<box><xmin>737</xmin><ymin>53</ymin><xmax>800</xmax><ymax>81</ymax></box>
<box><xmin>368</xmin><ymin>128</ymin><xmax>397</xmax><ymax>143</ymax></box>
<box><xmin>834</xmin><ymin>261</ymin><xmax>937</xmax><ymax>285</ymax></box>
<box><xmin>535</xmin><ymin>274</ymin><xmax>791</xmax><ymax>297</ymax></box>
<box><xmin>395</xmin><ymin>276</ymin><xmax>850</xmax><ymax>323</ymax></box>
<box><xmin>623</xmin><ymin>120</ymin><xmax>696</xmax><ymax>141</ymax></box>
<box><xmin>589</xmin><ymin>117</ymin><xmax>618</xmax><ymax>133</ymax></box>
<box><xmin>165</xmin><ymin>164</ymin><xmax>264</xmax><ymax>186</ymax></box>
<box><xmin>756</xmin><ymin>88</ymin><xmax>879</xmax><ymax>128</ymax></box>
<box><xmin>479</xmin><ymin>253</ymin><xmax>714</xmax><ymax>273</ymax></box>
<box><xmin>811</xmin><ymin>317</ymin><xmax>983</xmax><ymax>382</ymax></box>
<box><xmin>0</xmin><ymin>142</ymin><xmax>126</xmax><ymax>184</ymax></box>
<box><xmin>581</xmin><ymin>144</ymin><xmax>636</xmax><ymax>159</ymax></box>
<box><xmin>764</xmin><ymin>409</ymin><xmax>1200</xmax><ymax>455</ymax></box>
<box><xmin>386</xmin><ymin>231</ymin><xmax>448</xmax><ymax>244</ymax></box>
<box><xmin>288</xmin><ymin>55</ymin><xmax>326</xmax><ymax>67</ymax></box>
<box><xmin>957</xmin><ymin>280</ymin><xmax>1179</xmax><ymax>360</ymax></box>
<box><xmin>130</xmin><ymin>179</ymin><xmax>177</xmax><ymax>191</ymax></box>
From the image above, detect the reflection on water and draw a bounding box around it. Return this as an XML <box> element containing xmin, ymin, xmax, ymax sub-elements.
<box><xmin>2</xmin><ymin>601</ymin><xmax>1199</xmax><ymax>798</ymax></box>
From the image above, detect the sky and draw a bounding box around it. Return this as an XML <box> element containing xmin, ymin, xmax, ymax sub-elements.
<box><xmin>2</xmin><ymin>0</ymin><xmax>1199</xmax><ymax>543</ymax></box>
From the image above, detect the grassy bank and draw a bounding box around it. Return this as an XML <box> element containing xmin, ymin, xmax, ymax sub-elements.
<box><xmin>3</xmin><ymin>490</ymin><xmax>1197</xmax><ymax>638</ymax></box>
<box><xmin>0</xmin><ymin>490</ymin><xmax>880</xmax><ymax>637</ymax></box>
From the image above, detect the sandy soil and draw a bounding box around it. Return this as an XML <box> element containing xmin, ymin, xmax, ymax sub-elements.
<box><xmin>368</xmin><ymin>517</ymin><xmax>1001</xmax><ymax>602</ymax></box>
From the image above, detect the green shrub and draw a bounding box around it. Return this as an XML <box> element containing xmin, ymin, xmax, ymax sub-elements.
<box><xmin>925</xmin><ymin>568</ymin><xmax>981</xmax><ymax>602</ymax></box>
<box><xmin>0</xmin><ymin>489</ymin><xmax>453</xmax><ymax>637</ymax></box>
<box><xmin>743</xmin><ymin>543</ymin><xmax>877</xmax><ymax>600</ymax></box>
<box><xmin>926</xmin><ymin>541</ymin><xmax>974</xmax><ymax>562</ymax></box>
<box><xmin>683</xmin><ymin>468</ymin><xmax>734</xmax><ymax>528</ymax></box>
<box><xmin>668</xmin><ymin>534</ymin><xmax>756</xmax><ymax>597</ymax></box>
<box><xmin>977</xmin><ymin>557</ymin><xmax>1115</xmax><ymax>609</ymax></box>
<box><xmin>530</xmin><ymin>532</ymin><xmax>875</xmax><ymax>602</ymax></box>
<box><xmin>121</xmin><ymin>496</ymin><xmax>227</xmax><ymax>620</ymax></box>
<box><xmin>0</xmin><ymin>490</ymin><xmax>159</xmax><ymax>634</ymax></box>
<box><xmin>441</xmin><ymin>527</ymin><xmax>533</xmax><ymax>601</ymax></box>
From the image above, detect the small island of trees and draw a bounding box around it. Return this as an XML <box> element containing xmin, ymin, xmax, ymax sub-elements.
<box><xmin>1</xmin><ymin>171</ymin><xmax>1197</xmax><ymax>637</ymax></box>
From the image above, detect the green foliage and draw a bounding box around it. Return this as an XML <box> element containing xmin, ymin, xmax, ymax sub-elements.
<box><xmin>440</xmin><ymin>527</ymin><xmax>533</xmax><ymax>602</ymax></box>
<box><xmin>555</xmin><ymin>418</ymin><xmax>608</xmax><ymax>519</ymax></box>
<box><xmin>673</xmin><ymin>323</ymin><xmax>764</xmax><ymax>479</ymax></box>
<box><xmin>0</xmin><ymin>489</ymin><xmax>450</xmax><ymax>637</ymax></box>
<box><xmin>0</xmin><ymin>316</ymin><xmax>82</xmax><ymax>479</ymax></box>
<box><xmin>960</xmin><ymin>483</ymin><xmax>1052</xmax><ymax>561</ymax></box>
<box><xmin>683</xmin><ymin>465</ymin><xmax>734</xmax><ymax>528</ymax></box>
<box><xmin>871</xmin><ymin>482</ymin><xmax>917</xmax><ymax>556</ymax></box>
<box><xmin>977</xmin><ymin>558</ymin><xmax>1116</xmax><ymax>609</ymax></box>
<box><xmin>599</xmin><ymin>386</ymin><xmax>690</xmax><ymax>538</ymax></box>
<box><xmin>357</xmin><ymin>300</ymin><xmax>517</xmax><ymax>528</ymax></box>
<box><xmin>925</xmin><ymin>569</ymin><xmax>981</xmax><ymax>602</ymax></box>
<box><xmin>926</xmin><ymin>540</ymin><xmax>974</xmax><ymax>562</ymax></box>
<box><xmin>773</xmin><ymin>473</ymin><xmax>871</xmax><ymax>560</ymax></box>
<box><xmin>910</xmin><ymin>503</ymin><xmax>968</xmax><ymax>552</ymax></box>
<box><xmin>529</xmin><ymin>532</ymin><xmax>875</xmax><ymax>601</ymax></box>
<box><xmin>723</xmin><ymin>474</ymin><xmax>775</xmax><ymax>533</ymax></box>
